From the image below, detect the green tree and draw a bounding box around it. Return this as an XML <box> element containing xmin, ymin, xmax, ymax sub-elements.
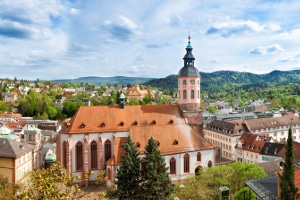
<box><xmin>106</xmin><ymin>136</ymin><xmax>141</xmax><ymax>199</ymax></box>
<box><xmin>0</xmin><ymin>100</ymin><xmax>8</xmax><ymax>113</ymax></box>
<box><xmin>16</xmin><ymin>162</ymin><xmax>82</xmax><ymax>199</ymax></box>
<box><xmin>62</xmin><ymin>100</ymin><xmax>84</xmax><ymax>118</ymax></box>
<box><xmin>0</xmin><ymin>174</ymin><xmax>19</xmax><ymax>200</ymax></box>
<box><xmin>279</xmin><ymin>127</ymin><xmax>298</xmax><ymax>199</ymax></box>
<box><xmin>171</xmin><ymin>162</ymin><xmax>266</xmax><ymax>199</ymax></box>
<box><xmin>208</xmin><ymin>105</ymin><xmax>217</xmax><ymax>115</ymax></box>
<box><xmin>234</xmin><ymin>187</ymin><xmax>256</xmax><ymax>200</ymax></box>
<box><xmin>140</xmin><ymin>137</ymin><xmax>172</xmax><ymax>199</ymax></box>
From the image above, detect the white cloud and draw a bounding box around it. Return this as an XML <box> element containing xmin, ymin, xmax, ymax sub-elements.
<box><xmin>206</xmin><ymin>20</ymin><xmax>281</xmax><ymax>37</ymax></box>
<box><xmin>249</xmin><ymin>44</ymin><xmax>284</xmax><ymax>55</ymax></box>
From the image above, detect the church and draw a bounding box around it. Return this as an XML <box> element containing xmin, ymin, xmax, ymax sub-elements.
<box><xmin>56</xmin><ymin>36</ymin><xmax>216</xmax><ymax>186</ymax></box>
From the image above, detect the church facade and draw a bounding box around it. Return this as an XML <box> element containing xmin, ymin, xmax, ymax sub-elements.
<box><xmin>56</xmin><ymin>37</ymin><xmax>215</xmax><ymax>186</ymax></box>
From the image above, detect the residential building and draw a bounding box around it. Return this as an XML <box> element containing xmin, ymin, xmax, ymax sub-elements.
<box><xmin>204</xmin><ymin>119</ymin><xmax>244</xmax><ymax>160</ymax></box>
<box><xmin>2</xmin><ymin>92</ymin><xmax>18</xmax><ymax>103</ymax></box>
<box><xmin>204</xmin><ymin>116</ymin><xmax>300</xmax><ymax>161</ymax></box>
<box><xmin>125</xmin><ymin>84</ymin><xmax>153</xmax><ymax>101</ymax></box>
<box><xmin>0</xmin><ymin>138</ymin><xmax>34</xmax><ymax>183</ymax></box>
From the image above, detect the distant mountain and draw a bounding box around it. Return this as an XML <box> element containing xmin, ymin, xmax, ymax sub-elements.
<box><xmin>51</xmin><ymin>70</ymin><xmax>300</xmax><ymax>93</ymax></box>
<box><xmin>52</xmin><ymin>76</ymin><xmax>154</xmax><ymax>86</ymax></box>
<box><xmin>142</xmin><ymin>70</ymin><xmax>300</xmax><ymax>93</ymax></box>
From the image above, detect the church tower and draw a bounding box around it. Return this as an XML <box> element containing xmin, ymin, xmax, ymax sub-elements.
<box><xmin>178</xmin><ymin>35</ymin><xmax>201</xmax><ymax>112</ymax></box>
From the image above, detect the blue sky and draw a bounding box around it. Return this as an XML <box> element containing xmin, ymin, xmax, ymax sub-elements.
<box><xmin>1</xmin><ymin>0</ymin><xmax>300</xmax><ymax>80</ymax></box>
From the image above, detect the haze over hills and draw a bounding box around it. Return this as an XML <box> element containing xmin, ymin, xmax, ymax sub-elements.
<box><xmin>51</xmin><ymin>70</ymin><xmax>300</xmax><ymax>93</ymax></box>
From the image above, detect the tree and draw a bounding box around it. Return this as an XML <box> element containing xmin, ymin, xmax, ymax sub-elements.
<box><xmin>0</xmin><ymin>174</ymin><xmax>19</xmax><ymax>200</ymax></box>
<box><xmin>140</xmin><ymin>137</ymin><xmax>172</xmax><ymax>199</ymax></box>
<box><xmin>234</xmin><ymin>187</ymin><xmax>256</xmax><ymax>200</ymax></box>
<box><xmin>106</xmin><ymin>136</ymin><xmax>141</xmax><ymax>199</ymax></box>
<box><xmin>279</xmin><ymin>127</ymin><xmax>298</xmax><ymax>199</ymax></box>
<box><xmin>170</xmin><ymin>162</ymin><xmax>266</xmax><ymax>199</ymax></box>
<box><xmin>208</xmin><ymin>105</ymin><xmax>217</xmax><ymax>115</ymax></box>
<box><xmin>16</xmin><ymin>162</ymin><xmax>83</xmax><ymax>199</ymax></box>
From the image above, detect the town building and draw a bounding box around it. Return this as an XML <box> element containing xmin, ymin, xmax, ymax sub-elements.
<box><xmin>125</xmin><ymin>84</ymin><xmax>153</xmax><ymax>101</ymax></box>
<box><xmin>56</xmin><ymin>36</ymin><xmax>215</xmax><ymax>186</ymax></box>
<box><xmin>0</xmin><ymin>138</ymin><xmax>34</xmax><ymax>183</ymax></box>
<box><xmin>204</xmin><ymin>116</ymin><xmax>300</xmax><ymax>161</ymax></box>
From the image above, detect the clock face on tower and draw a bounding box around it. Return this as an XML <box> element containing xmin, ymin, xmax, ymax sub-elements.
<box><xmin>190</xmin><ymin>79</ymin><xmax>195</xmax><ymax>84</ymax></box>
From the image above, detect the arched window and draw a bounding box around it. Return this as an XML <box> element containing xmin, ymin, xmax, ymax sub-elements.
<box><xmin>184</xmin><ymin>153</ymin><xmax>190</xmax><ymax>173</ymax></box>
<box><xmin>197</xmin><ymin>152</ymin><xmax>201</xmax><ymax>161</ymax></box>
<box><xmin>62</xmin><ymin>141</ymin><xmax>67</xmax><ymax>169</ymax></box>
<box><xmin>208</xmin><ymin>160</ymin><xmax>212</xmax><ymax>167</ymax></box>
<box><xmin>183</xmin><ymin>80</ymin><xmax>187</xmax><ymax>85</ymax></box>
<box><xmin>191</xmin><ymin>90</ymin><xmax>195</xmax><ymax>99</ymax></box>
<box><xmin>76</xmin><ymin>142</ymin><xmax>83</xmax><ymax>171</ymax></box>
<box><xmin>183</xmin><ymin>90</ymin><xmax>187</xmax><ymax>99</ymax></box>
<box><xmin>90</xmin><ymin>141</ymin><xmax>97</xmax><ymax>169</ymax></box>
<box><xmin>169</xmin><ymin>158</ymin><xmax>176</xmax><ymax>174</ymax></box>
<box><xmin>105</xmin><ymin>140</ymin><xmax>112</xmax><ymax>163</ymax></box>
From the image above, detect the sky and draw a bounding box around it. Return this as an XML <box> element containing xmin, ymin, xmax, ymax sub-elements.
<box><xmin>1</xmin><ymin>0</ymin><xmax>300</xmax><ymax>80</ymax></box>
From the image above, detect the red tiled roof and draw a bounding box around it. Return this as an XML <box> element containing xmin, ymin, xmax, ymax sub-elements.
<box><xmin>130</xmin><ymin>124</ymin><xmax>214</xmax><ymax>156</ymax></box>
<box><xmin>60</xmin><ymin>105</ymin><xmax>185</xmax><ymax>134</ymax></box>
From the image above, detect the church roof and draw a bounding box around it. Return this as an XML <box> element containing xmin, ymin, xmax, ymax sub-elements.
<box><xmin>60</xmin><ymin>104</ymin><xmax>186</xmax><ymax>134</ymax></box>
<box><xmin>130</xmin><ymin>124</ymin><xmax>214</xmax><ymax>155</ymax></box>
<box><xmin>178</xmin><ymin>65</ymin><xmax>200</xmax><ymax>77</ymax></box>
<box><xmin>178</xmin><ymin>35</ymin><xmax>200</xmax><ymax>77</ymax></box>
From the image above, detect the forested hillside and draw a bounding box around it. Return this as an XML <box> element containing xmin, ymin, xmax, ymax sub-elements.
<box><xmin>143</xmin><ymin>70</ymin><xmax>300</xmax><ymax>93</ymax></box>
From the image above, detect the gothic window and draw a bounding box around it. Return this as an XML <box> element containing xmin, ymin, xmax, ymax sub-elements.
<box><xmin>76</xmin><ymin>142</ymin><xmax>83</xmax><ymax>171</ymax></box>
<box><xmin>183</xmin><ymin>80</ymin><xmax>187</xmax><ymax>85</ymax></box>
<box><xmin>191</xmin><ymin>90</ymin><xmax>195</xmax><ymax>99</ymax></box>
<box><xmin>105</xmin><ymin>140</ymin><xmax>112</xmax><ymax>163</ymax></box>
<box><xmin>197</xmin><ymin>152</ymin><xmax>201</xmax><ymax>161</ymax></box>
<box><xmin>208</xmin><ymin>160</ymin><xmax>212</xmax><ymax>167</ymax></box>
<box><xmin>184</xmin><ymin>153</ymin><xmax>190</xmax><ymax>173</ymax></box>
<box><xmin>183</xmin><ymin>90</ymin><xmax>187</xmax><ymax>99</ymax></box>
<box><xmin>90</xmin><ymin>141</ymin><xmax>97</xmax><ymax>169</ymax></box>
<box><xmin>169</xmin><ymin>158</ymin><xmax>176</xmax><ymax>174</ymax></box>
<box><xmin>63</xmin><ymin>141</ymin><xmax>67</xmax><ymax>169</ymax></box>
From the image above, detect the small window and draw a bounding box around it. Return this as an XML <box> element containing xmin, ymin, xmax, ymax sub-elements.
<box><xmin>197</xmin><ymin>152</ymin><xmax>201</xmax><ymax>161</ymax></box>
<box><xmin>183</xmin><ymin>90</ymin><xmax>187</xmax><ymax>99</ymax></box>
<box><xmin>183</xmin><ymin>80</ymin><xmax>187</xmax><ymax>85</ymax></box>
<box><xmin>132</xmin><ymin>121</ymin><xmax>138</xmax><ymax>126</ymax></box>
<box><xmin>168</xmin><ymin>119</ymin><xmax>174</xmax><ymax>124</ymax></box>
<box><xmin>136</xmin><ymin>142</ymin><xmax>141</xmax><ymax>148</ymax></box>
<box><xmin>173</xmin><ymin>139</ymin><xmax>178</xmax><ymax>145</ymax></box>
<box><xmin>191</xmin><ymin>90</ymin><xmax>195</xmax><ymax>99</ymax></box>
<box><xmin>119</xmin><ymin>121</ymin><xmax>124</xmax><ymax>126</ymax></box>
<box><xmin>151</xmin><ymin>120</ymin><xmax>156</xmax><ymax>125</ymax></box>
<box><xmin>100</xmin><ymin>122</ymin><xmax>105</xmax><ymax>127</ymax></box>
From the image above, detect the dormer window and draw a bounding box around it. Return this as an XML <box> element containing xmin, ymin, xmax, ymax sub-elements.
<box><xmin>100</xmin><ymin>122</ymin><xmax>105</xmax><ymax>127</ymax></box>
<box><xmin>168</xmin><ymin>119</ymin><xmax>174</xmax><ymax>124</ymax></box>
<box><xmin>136</xmin><ymin>142</ymin><xmax>140</xmax><ymax>148</ymax></box>
<box><xmin>173</xmin><ymin>139</ymin><xmax>178</xmax><ymax>145</ymax></box>
<box><xmin>80</xmin><ymin>123</ymin><xmax>86</xmax><ymax>128</ymax></box>
<box><xmin>119</xmin><ymin>121</ymin><xmax>124</xmax><ymax>126</ymax></box>
<box><xmin>151</xmin><ymin>120</ymin><xmax>156</xmax><ymax>125</ymax></box>
<box><xmin>156</xmin><ymin>140</ymin><xmax>160</xmax><ymax>146</ymax></box>
<box><xmin>132</xmin><ymin>121</ymin><xmax>138</xmax><ymax>126</ymax></box>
